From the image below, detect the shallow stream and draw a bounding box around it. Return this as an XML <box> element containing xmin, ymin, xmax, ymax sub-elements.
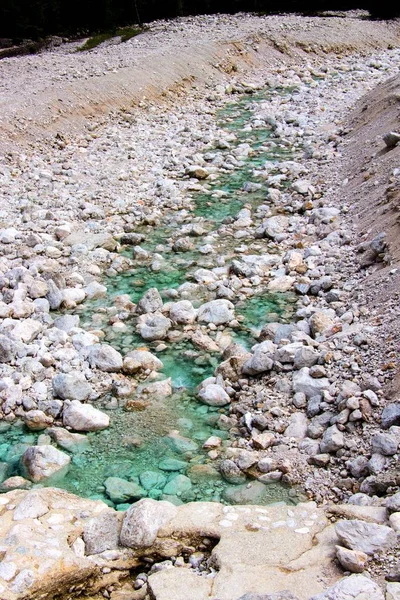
<box><xmin>0</xmin><ymin>87</ymin><xmax>301</xmax><ymax>507</ymax></box>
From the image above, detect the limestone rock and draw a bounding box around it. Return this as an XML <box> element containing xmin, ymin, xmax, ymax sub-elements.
<box><xmin>169</xmin><ymin>300</ymin><xmax>197</xmax><ymax>324</ymax></box>
<box><xmin>137</xmin><ymin>312</ymin><xmax>171</xmax><ymax>341</ymax></box>
<box><xmin>293</xmin><ymin>368</ymin><xmax>330</xmax><ymax>399</ymax></box>
<box><xmin>383</xmin><ymin>131</ymin><xmax>400</xmax><ymax>148</ymax></box>
<box><xmin>310</xmin><ymin>574</ymin><xmax>384</xmax><ymax>600</ymax></box>
<box><xmin>123</xmin><ymin>349</ymin><xmax>163</xmax><ymax>373</ymax></box>
<box><xmin>23</xmin><ymin>410</ymin><xmax>53</xmax><ymax>431</ymax></box>
<box><xmin>335</xmin><ymin>519</ymin><xmax>397</xmax><ymax>555</ymax></box>
<box><xmin>48</xmin><ymin>427</ymin><xmax>90</xmax><ymax>453</ymax></box>
<box><xmin>88</xmin><ymin>343</ymin><xmax>123</xmax><ymax>372</ymax></box>
<box><xmin>83</xmin><ymin>510</ymin><xmax>122</xmax><ymax>555</ymax></box>
<box><xmin>63</xmin><ymin>400</ymin><xmax>110</xmax><ymax>432</ymax></box>
<box><xmin>320</xmin><ymin>425</ymin><xmax>344</xmax><ymax>454</ymax></box>
<box><xmin>198</xmin><ymin>384</ymin><xmax>230</xmax><ymax>407</ymax></box>
<box><xmin>309</xmin><ymin>311</ymin><xmax>335</xmax><ymax>337</ymax></box>
<box><xmin>120</xmin><ymin>498</ymin><xmax>177</xmax><ymax>549</ymax></box>
<box><xmin>21</xmin><ymin>445</ymin><xmax>71</xmax><ymax>483</ymax></box>
<box><xmin>335</xmin><ymin>545</ymin><xmax>368</xmax><ymax>573</ymax></box>
<box><xmin>386</xmin><ymin>493</ymin><xmax>400</xmax><ymax>514</ymax></box>
<box><xmin>197</xmin><ymin>300</ymin><xmax>235</xmax><ymax>325</ymax></box>
<box><xmin>52</xmin><ymin>372</ymin><xmax>93</xmax><ymax>402</ymax></box>
<box><xmin>137</xmin><ymin>287</ymin><xmax>163</xmax><ymax>314</ymax></box>
<box><xmin>13</xmin><ymin>490</ymin><xmax>50</xmax><ymax>521</ymax></box>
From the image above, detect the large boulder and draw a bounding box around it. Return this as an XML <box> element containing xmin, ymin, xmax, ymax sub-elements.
<box><xmin>52</xmin><ymin>372</ymin><xmax>93</xmax><ymax>402</ymax></box>
<box><xmin>197</xmin><ymin>300</ymin><xmax>235</xmax><ymax>326</ymax></box>
<box><xmin>21</xmin><ymin>445</ymin><xmax>71</xmax><ymax>483</ymax></box>
<box><xmin>88</xmin><ymin>344</ymin><xmax>123</xmax><ymax>372</ymax></box>
<box><xmin>335</xmin><ymin>520</ymin><xmax>397</xmax><ymax>556</ymax></box>
<box><xmin>62</xmin><ymin>400</ymin><xmax>110</xmax><ymax>432</ymax></box>
<box><xmin>137</xmin><ymin>312</ymin><xmax>171</xmax><ymax>341</ymax></box>
<box><xmin>119</xmin><ymin>498</ymin><xmax>177</xmax><ymax>549</ymax></box>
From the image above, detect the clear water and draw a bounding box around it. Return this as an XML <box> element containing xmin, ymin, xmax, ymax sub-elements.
<box><xmin>0</xmin><ymin>87</ymin><xmax>301</xmax><ymax>507</ymax></box>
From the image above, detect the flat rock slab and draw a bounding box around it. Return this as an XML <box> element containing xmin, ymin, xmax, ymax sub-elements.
<box><xmin>148</xmin><ymin>568</ymin><xmax>213</xmax><ymax>600</ymax></box>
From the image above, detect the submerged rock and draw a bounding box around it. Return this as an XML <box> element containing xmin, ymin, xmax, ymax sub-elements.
<box><xmin>104</xmin><ymin>477</ymin><xmax>146</xmax><ymax>504</ymax></box>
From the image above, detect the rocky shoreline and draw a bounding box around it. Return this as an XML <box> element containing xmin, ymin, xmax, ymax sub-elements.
<box><xmin>0</xmin><ymin>11</ymin><xmax>400</xmax><ymax>600</ymax></box>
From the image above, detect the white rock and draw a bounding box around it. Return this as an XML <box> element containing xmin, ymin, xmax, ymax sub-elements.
<box><xmin>63</xmin><ymin>400</ymin><xmax>110</xmax><ymax>432</ymax></box>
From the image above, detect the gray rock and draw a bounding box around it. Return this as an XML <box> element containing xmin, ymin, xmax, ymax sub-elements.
<box><xmin>0</xmin><ymin>335</ymin><xmax>24</xmax><ymax>363</ymax></box>
<box><xmin>137</xmin><ymin>288</ymin><xmax>163</xmax><ymax>314</ymax></box>
<box><xmin>383</xmin><ymin>131</ymin><xmax>400</xmax><ymax>148</ymax></box>
<box><xmin>137</xmin><ymin>312</ymin><xmax>171</xmax><ymax>341</ymax></box>
<box><xmin>293</xmin><ymin>346</ymin><xmax>319</xmax><ymax>369</ymax></box>
<box><xmin>62</xmin><ymin>400</ymin><xmax>109</xmax><ymax>432</ymax></box>
<box><xmin>293</xmin><ymin>367</ymin><xmax>330</xmax><ymax>399</ymax></box>
<box><xmin>21</xmin><ymin>445</ymin><xmax>71</xmax><ymax>483</ymax></box>
<box><xmin>237</xmin><ymin>593</ymin><xmax>299</xmax><ymax>600</ymax></box>
<box><xmin>198</xmin><ymin>384</ymin><xmax>230</xmax><ymax>407</ymax></box>
<box><xmin>242</xmin><ymin>341</ymin><xmax>274</xmax><ymax>375</ymax></box>
<box><xmin>48</xmin><ymin>427</ymin><xmax>90</xmax><ymax>453</ymax></box>
<box><xmin>382</xmin><ymin>404</ymin><xmax>400</xmax><ymax>429</ymax></box>
<box><xmin>335</xmin><ymin>545</ymin><xmax>368</xmax><ymax>573</ymax></box>
<box><xmin>169</xmin><ymin>300</ymin><xmax>197</xmax><ymax>324</ymax></box>
<box><xmin>88</xmin><ymin>344</ymin><xmax>123</xmax><ymax>372</ymax></box>
<box><xmin>335</xmin><ymin>519</ymin><xmax>397</xmax><ymax>555</ymax></box>
<box><xmin>53</xmin><ymin>314</ymin><xmax>80</xmax><ymax>332</ymax></box>
<box><xmin>197</xmin><ymin>299</ymin><xmax>235</xmax><ymax>325</ymax></box>
<box><xmin>310</xmin><ymin>574</ymin><xmax>384</xmax><ymax>600</ymax></box>
<box><xmin>120</xmin><ymin>498</ymin><xmax>177</xmax><ymax>549</ymax></box>
<box><xmin>372</xmin><ymin>432</ymin><xmax>398</xmax><ymax>456</ymax></box>
<box><xmin>52</xmin><ymin>372</ymin><xmax>93</xmax><ymax>402</ymax></box>
<box><xmin>83</xmin><ymin>511</ymin><xmax>122</xmax><ymax>554</ymax></box>
<box><xmin>386</xmin><ymin>493</ymin><xmax>400</xmax><ymax>514</ymax></box>
<box><xmin>123</xmin><ymin>349</ymin><xmax>163</xmax><ymax>373</ymax></box>
<box><xmin>284</xmin><ymin>412</ymin><xmax>308</xmax><ymax>439</ymax></box>
<box><xmin>219</xmin><ymin>459</ymin><xmax>246</xmax><ymax>484</ymax></box>
<box><xmin>46</xmin><ymin>279</ymin><xmax>63</xmax><ymax>310</ymax></box>
<box><xmin>320</xmin><ymin>425</ymin><xmax>344</xmax><ymax>453</ymax></box>
<box><xmin>13</xmin><ymin>491</ymin><xmax>49</xmax><ymax>521</ymax></box>
<box><xmin>346</xmin><ymin>456</ymin><xmax>369</xmax><ymax>479</ymax></box>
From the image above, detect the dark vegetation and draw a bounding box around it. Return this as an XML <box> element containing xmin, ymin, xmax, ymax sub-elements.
<box><xmin>0</xmin><ymin>0</ymin><xmax>398</xmax><ymax>44</ymax></box>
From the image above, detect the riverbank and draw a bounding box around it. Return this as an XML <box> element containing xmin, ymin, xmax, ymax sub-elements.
<box><xmin>0</xmin><ymin>11</ymin><xmax>400</xmax><ymax>600</ymax></box>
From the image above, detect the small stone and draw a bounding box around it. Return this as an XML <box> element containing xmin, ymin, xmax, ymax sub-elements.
<box><xmin>335</xmin><ymin>545</ymin><xmax>368</xmax><ymax>573</ymax></box>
